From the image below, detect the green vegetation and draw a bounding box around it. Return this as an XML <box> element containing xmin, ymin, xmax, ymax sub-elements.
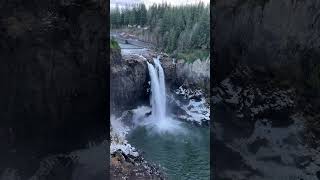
<box><xmin>110</xmin><ymin>3</ymin><xmax>209</xmax><ymax>61</ymax></box>
<box><xmin>174</xmin><ymin>49</ymin><xmax>209</xmax><ymax>63</ymax></box>
<box><xmin>110</xmin><ymin>39</ymin><xmax>120</xmax><ymax>49</ymax></box>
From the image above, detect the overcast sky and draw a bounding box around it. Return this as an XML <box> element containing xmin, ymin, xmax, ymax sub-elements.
<box><xmin>110</xmin><ymin>0</ymin><xmax>210</xmax><ymax>9</ymax></box>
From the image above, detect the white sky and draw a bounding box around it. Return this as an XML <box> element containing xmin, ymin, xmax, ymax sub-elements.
<box><xmin>110</xmin><ymin>0</ymin><xmax>210</xmax><ymax>9</ymax></box>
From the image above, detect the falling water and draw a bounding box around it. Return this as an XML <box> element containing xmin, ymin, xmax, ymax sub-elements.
<box><xmin>146</xmin><ymin>57</ymin><xmax>166</xmax><ymax>123</ymax></box>
<box><xmin>145</xmin><ymin>56</ymin><xmax>184</xmax><ymax>133</ymax></box>
<box><xmin>154</xmin><ymin>57</ymin><xmax>166</xmax><ymax>117</ymax></box>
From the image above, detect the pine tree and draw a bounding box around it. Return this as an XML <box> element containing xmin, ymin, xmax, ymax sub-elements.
<box><xmin>110</xmin><ymin>2</ymin><xmax>209</xmax><ymax>54</ymax></box>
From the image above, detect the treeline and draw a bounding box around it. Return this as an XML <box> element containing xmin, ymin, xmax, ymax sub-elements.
<box><xmin>111</xmin><ymin>4</ymin><xmax>147</xmax><ymax>28</ymax></box>
<box><xmin>110</xmin><ymin>3</ymin><xmax>209</xmax><ymax>54</ymax></box>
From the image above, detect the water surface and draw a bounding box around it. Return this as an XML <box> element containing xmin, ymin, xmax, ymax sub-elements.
<box><xmin>128</xmin><ymin>121</ymin><xmax>210</xmax><ymax>180</ymax></box>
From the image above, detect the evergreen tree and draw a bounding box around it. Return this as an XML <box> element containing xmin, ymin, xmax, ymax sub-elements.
<box><xmin>110</xmin><ymin>2</ymin><xmax>209</xmax><ymax>54</ymax></box>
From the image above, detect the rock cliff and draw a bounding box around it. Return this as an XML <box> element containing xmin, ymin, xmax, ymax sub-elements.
<box><xmin>110</xmin><ymin>48</ymin><xmax>211</xmax><ymax>112</ymax></box>
<box><xmin>110</xmin><ymin>51</ymin><xmax>149</xmax><ymax>113</ymax></box>
<box><xmin>0</xmin><ymin>0</ymin><xmax>107</xmax><ymax>147</ymax></box>
<box><xmin>214</xmin><ymin>0</ymin><xmax>320</xmax><ymax>91</ymax></box>
<box><xmin>213</xmin><ymin>0</ymin><xmax>320</xmax><ymax>179</ymax></box>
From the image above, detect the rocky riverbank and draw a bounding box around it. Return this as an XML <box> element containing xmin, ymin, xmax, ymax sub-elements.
<box><xmin>110</xmin><ymin>113</ymin><xmax>165</xmax><ymax>179</ymax></box>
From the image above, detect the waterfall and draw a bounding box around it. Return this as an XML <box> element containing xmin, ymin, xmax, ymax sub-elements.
<box><xmin>146</xmin><ymin>56</ymin><xmax>166</xmax><ymax>123</ymax></box>
<box><xmin>154</xmin><ymin>57</ymin><xmax>166</xmax><ymax>118</ymax></box>
<box><xmin>145</xmin><ymin>56</ymin><xmax>184</xmax><ymax>134</ymax></box>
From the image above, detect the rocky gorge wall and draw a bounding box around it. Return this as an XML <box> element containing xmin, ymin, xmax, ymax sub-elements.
<box><xmin>213</xmin><ymin>0</ymin><xmax>320</xmax><ymax>179</ymax></box>
<box><xmin>110</xmin><ymin>48</ymin><xmax>210</xmax><ymax>111</ymax></box>
<box><xmin>214</xmin><ymin>0</ymin><xmax>320</xmax><ymax>93</ymax></box>
<box><xmin>110</xmin><ymin>49</ymin><xmax>149</xmax><ymax>113</ymax></box>
<box><xmin>213</xmin><ymin>0</ymin><xmax>320</xmax><ymax>145</ymax></box>
<box><xmin>0</xmin><ymin>0</ymin><xmax>107</xmax><ymax>147</ymax></box>
<box><xmin>175</xmin><ymin>58</ymin><xmax>210</xmax><ymax>94</ymax></box>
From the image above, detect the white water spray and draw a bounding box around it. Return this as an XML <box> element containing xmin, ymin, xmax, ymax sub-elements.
<box><xmin>146</xmin><ymin>56</ymin><xmax>185</xmax><ymax>133</ymax></box>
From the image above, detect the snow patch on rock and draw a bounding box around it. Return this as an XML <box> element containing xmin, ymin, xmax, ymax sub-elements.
<box><xmin>173</xmin><ymin>86</ymin><xmax>210</xmax><ymax>125</ymax></box>
<box><xmin>110</xmin><ymin>115</ymin><xmax>139</xmax><ymax>157</ymax></box>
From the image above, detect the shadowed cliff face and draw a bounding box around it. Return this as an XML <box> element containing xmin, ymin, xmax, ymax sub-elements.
<box><xmin>110</xmin><ymin>50</ymin><xmax>149</xmax><ymax>113</ymax></box>
<box><xmin>214</xmin><ymin>0</ymin><xmax>320</xmax><ymax>85</ymax></box>
<box><xmin>213</xmin><ymin>0</ymin><xmax>320</xmax><ymax>179</ymax></box>
<box><xmin>0</xmin><ymin>0</ymin><xmax>107</xmax><ymax>148</ymax></box>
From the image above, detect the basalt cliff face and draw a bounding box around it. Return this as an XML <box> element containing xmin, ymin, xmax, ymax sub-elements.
<box><xmin>213</xmin><ymin>0</ymin><xmax>320</xmax><ymax>179</ymax></box>
<box><xmin>110</xmin><ymin>49</ymin><xmax>149</xmax><ymax>113</ymax></box>
<box><xmin>0</xmin><ymin>0</ymin><xmax>107</xmax><ymax>147</ymax></box>
<box><xmin>110</xmin><ymin>48</ymin><xmax>210</xmax><ymax>112</ymax></box>
<box><xmin>214</xmin><ymin>0</ymin><xmax>320</xmax><ymax>106</ymax></box>
<box><xmin>214</xmin><ymin>0</ymin><xmax>320</xmax><ymax>86</ymax></box>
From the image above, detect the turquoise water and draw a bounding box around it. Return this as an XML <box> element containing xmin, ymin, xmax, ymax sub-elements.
<box><xmin>127</xmin><ymin>121</ymin><xmax>210</xmax><ymax>180</ymax></box>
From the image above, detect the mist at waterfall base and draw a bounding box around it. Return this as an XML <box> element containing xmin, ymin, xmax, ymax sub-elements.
<box><xmin>133</xmin><ymin>58</ymin><xmax>185</xmax><ymax>135</ymax></box>
<box><xmin>128</xmin><ymin>57</ymin><xmax>210</xmax><ymax>179</ymax></box>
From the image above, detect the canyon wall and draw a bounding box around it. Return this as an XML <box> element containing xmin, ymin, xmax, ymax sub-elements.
<box><xmin>0</xmin><ymin>0</ymin><xmax>108</xmax><ymax>147</ymax></box>
<box><xmin>214</xmin><ymin>0</ymin><xmax>320</xmax><ymax>94</ymax></box>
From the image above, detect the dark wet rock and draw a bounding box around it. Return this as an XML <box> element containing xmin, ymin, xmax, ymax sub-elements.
<box><xmin>213</xmin><ymin>0</ymin><xmax>320</xmax><ymax>179</ymax></box>
<box><xmin>160</xmin><ymin>57</ymin><xmax>176</xmax><ymax>85</ymax></box>
<box><xmin>110</xmin><ymin>48</ymin><xmax>122</xmax><ymax>65</ymax></box>
<box><xmin>145</xmin><ymin>111</ymin><xmax>152</xmax><ymax>117</ymax></box>
<box><xmin>111</xmin><ymin>52</ymin><xmax>149</xmax><ymax>113</ymax></box>
<box><xmin>0</xmin><ymin>0</ymin><xmax>107</xmax><ymax>147</ymax></box>
<box><xmin>1</xmin><ymin>155</ymin><xmax>77</xmax><ymax>180</ymax></box>
<box><xmin>190</xmin><ymin>95</ymin><xmax>202</xmax><ymax>102</ymax></box>
<box><xmin>214</xmin><ymin>0</ymin><xmax>320</xmax><ymax>85</ymax></box>
<box><xmin>213</xmin><ymin>139</ymin><xmax>260</xmax><ymax>180</ymax></box>
<box><xmin>213</xmin><ymin>104</ymin><xmax>320</xmax><ymax>179</ymax></box>
<box><xmin>212</xmin><ymin>66</ymin><xmax>320</xmax><ymax>179</ymax></box>
<box><xmin>213</xmin><ymin>65</ymin><xmax>295</xmax><ymax>128</ymax></box>
<box><xmin>247</xmin><ymin>137</ymin><xmax>268</xmax><ymax>154</ymax></box>
<box><xmin>0</xmin><ymin>140</ymin><xmax>107</xmax><ymax>180</ymax></box>
<box><xmin>110</xmin><ymin>149</ymin><xmax>165</xmax><ymax>180</ymax></box>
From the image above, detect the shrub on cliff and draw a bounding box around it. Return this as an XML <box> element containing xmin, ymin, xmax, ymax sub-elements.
<box><xmin>110</xmin><ymin>39</ymin><xmax>120</xmax><ymax>49</ymax></box>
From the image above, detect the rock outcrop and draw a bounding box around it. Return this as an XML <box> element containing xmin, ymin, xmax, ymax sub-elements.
<box><xmin>110</xmin><ymin>150</ymin><xmax>165</xmax><ymax>180</ymax></box>
<box><xmin>213</xmin><ymin>0</ymin><xmax>320</xmax><ymax>178</ymax></box>
<box><xmin>212</xmin><ymin>66</ymin><xmax>320</xmax><ymax>180</ymax></box>
<box><xmin>0</xmin><ymin>0</ymin><xmax>107</xmax><ymax>147</ymax></box>
<box><xmin>110</xmin><ymin>51</ymin><xmax>149</xmax><ymax>113</ymax></box>
<box><xmin>176</xmin><ymin>58</ymin><xmax>210</xmax><ymax>93</ymax></box>
<box><xmin>214</xmin><ymin>0</ymin><xmax>320</xmax><ymax>89</ymax></box>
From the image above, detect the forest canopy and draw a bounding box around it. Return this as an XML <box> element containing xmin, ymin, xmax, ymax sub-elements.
<box><xmin>110</xmin><ymin>3</ymin><xmax>209</xmax><ymax>56</ymax></box>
